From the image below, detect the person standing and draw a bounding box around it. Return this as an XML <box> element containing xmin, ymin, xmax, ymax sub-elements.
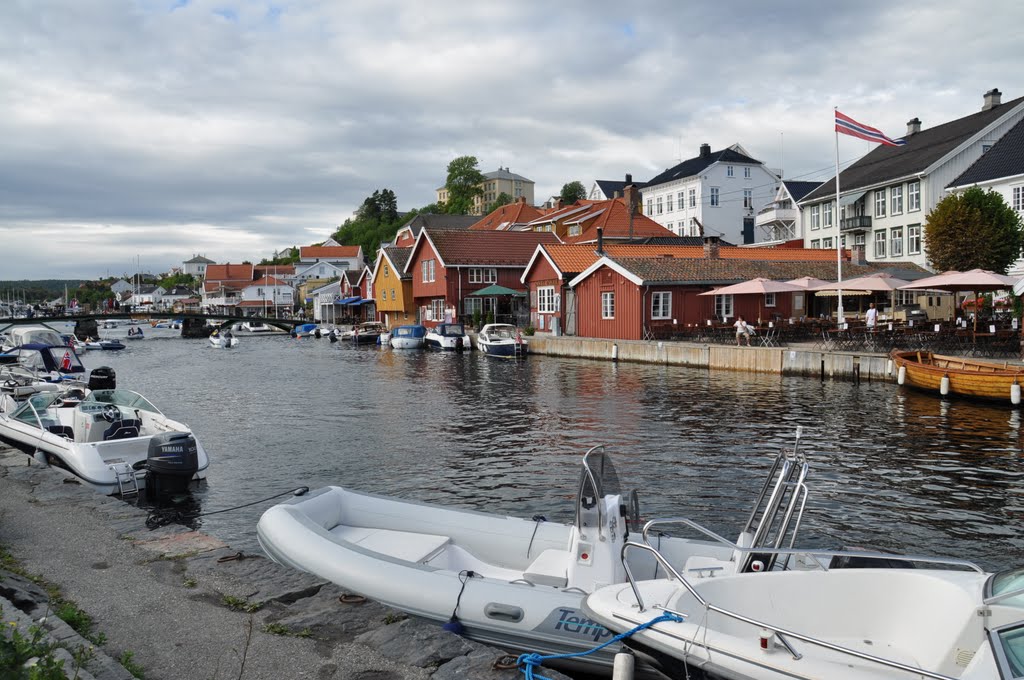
<box><xmin>734</xmin><ymin>316</ymin><xmax>751</xmax><ymax>346</ymax></box>
<box><xmin>866</xmin><ymin>302</ymin><xmax>878</xmax><ymax>328</ymax></box>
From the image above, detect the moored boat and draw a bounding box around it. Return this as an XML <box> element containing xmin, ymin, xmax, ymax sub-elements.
<box><xmin>890</xmin><ymin>350</ymin><xmax>1024</xmax><ymax>404</ymax></box>
<box><xmin>389</xmin><ymin>325</ymin><xmax>426</xmax><ymax>349</ymax></box>
<box><xmin>424</xmin><ymin>323</ymin><xmax>471</xmax><ymax>351</ymax></box>
<box><xmin>476</xmin><ymin>323</ymin><xmax>527</xmax><ymax>358</ymax></box>
<box><xmin>344</xmin><ymin>321</ymin><xmax>387</xmax><ymax>344</ymax></box>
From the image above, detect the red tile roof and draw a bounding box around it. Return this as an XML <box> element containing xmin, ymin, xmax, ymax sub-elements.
<box><xmin>469</xmin><ymin>200</ymin><xmax>545</xmax><ymax>231</ymax></box>
<box><xmin>205</xmin><ymin>263</ymin><xmax>254</xmax><ymax>282</ymax></box>
<box><xmin>423</xmin><ymin>230</ymin><xmax>559</xmax><ymax>267</ymax></box>
<box><xmin>300</xmin><ymin>245</ymin><xmax>361</xmax><ymax>259</ymax></box>
<box><xmin>254</xmin><ymin>264</ymin><xmax>295</xmax><ymax>276</ymax></box>
<box><xmin>525</xmin><ymin>198</ymin><xmax>675</xmax><ymax>243</ymax></box>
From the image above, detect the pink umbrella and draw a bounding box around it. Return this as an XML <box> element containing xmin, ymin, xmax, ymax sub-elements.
<box><xmin>785</xmin><ymin>276</ymin><xmax>831</xmax><ymax>289</ymax></box>
<box><xmin>810</xmin><ymin>273</ymin><xmax>913</xmax><ymax>321</ymax></box>
<box><xmin>699</xmin><ymin>278</ymin><xmax>803</xmax><ymax>322</ymax></box>
<box><xmin>899</xmin><ymin>269</ymin><xmax>1021</xmax><ymax>330</ymax></box>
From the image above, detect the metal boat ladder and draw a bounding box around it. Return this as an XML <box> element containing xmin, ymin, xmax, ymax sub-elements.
<box><xmin>109</xmin><ymin>461</ymin><xmax>140</xmax><ymax>497</ymax></box>
<box><xmin>513</xmin><ymin>339</ymin><xmax>526</xmax><ymax>359</ymax></box>
<box><xmin>738</xmin><ymin>426</ymin><xmax>809</xmax><ymax>572</ymax></box>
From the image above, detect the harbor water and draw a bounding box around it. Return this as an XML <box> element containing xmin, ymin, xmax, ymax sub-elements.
<box><xmin>87</xmin><ymin>332</ymin><xmax>1023</xmax><ymax>571</ymax></box>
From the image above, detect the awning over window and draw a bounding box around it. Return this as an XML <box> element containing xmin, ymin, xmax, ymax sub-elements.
<box><xmin>838</xmin><ymin>190</ymin><xmax>867</xmax><ymax>207</ymax></box>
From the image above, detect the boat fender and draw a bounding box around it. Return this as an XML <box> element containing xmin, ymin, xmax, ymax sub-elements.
<box><xmin>612</xmin><ymin>650</ymin><xmax>635</xmax><ymax>680</ymax></box>
<box><xmin>1012</xmin><ymin>382</ymin><xmax>1021</xmax><ymax>406</ymax></box>
<box><xmin>940</xmin><ymin>374</ymin><xmax>950</xmax><ymax>396</ymax></box>
<box><xmin>886</xmin><ymin>359</ymin><xmax>893</xmax><ymax>375</ymax></box>
<box><xmin>897</xmin><ymin>365</ymin><xmax>906</xmax><ymax>386</ymax></box>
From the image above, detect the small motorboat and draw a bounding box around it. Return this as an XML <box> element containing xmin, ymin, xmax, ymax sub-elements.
<box><xmin>257</xmin><ymin>437</ymin><xmax>827</xmax><ymax>677</ymax></box>
<box><xmin>345</xmin><ymin>321</ymin><xmax>387</xmax><ymax>344</ymax></box>
<box><xmin>241</xmin><ymin>321</ymin><xmax>273</xmax><ymax>333</ymax></box>
<box><xmin>209</xmin><ymin>332</ymin><xmax>238</xmax><ymax>349</ymax></box>
<box><xmin>0</xmin><ymin>375</ymin><xmax>209</xmax><ymax>496</ymax></box>
<box><xmin>476</xmin><ymin>323</ymin><xmax>527</xmax><ymax>358</ymax></box>
<box><xmin>125</xmin><ymin>327</ymin><xmax>145</xmax><ymax>340</ymax></box>
<box><xmin>291</xmin><ymin>323</ymin><xmax>320</xmax><ymax>338</ymax></box>
<box><xmin>1</xmin><ymin>324</ymin><xmax>65</xmax><ymax>352</ymax></box>
<box><xmin>87</xmin><ymin>339</ymin><xmax>126</xmax><ymax>351</ymax></box>
<box><xmin>0</xmin><ymin>344</ymin><xmax>90</xmax><ymax>411</ymax></box>
<box><xmin>0</xmin><ymin>343</ymin><xmax>87</xmax><ymax>381</ymax></box>
<box><xmin>389</xmin><ymin>325</ymin><xmax>427</xmax><ymax>349</ymax></box>
<box><xmin>890</xmin><ymin>350</ymin><xmax>1024</xmax><ymax>404</ymax></box>
<box><xmin>424</xmin><ymin>323</ymin><xmax>471</xmax><ymax>351</ymax></box>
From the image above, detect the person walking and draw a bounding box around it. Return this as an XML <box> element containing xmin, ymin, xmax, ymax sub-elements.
<box><xmin>734</xmin><ymin>316</ymin><xmax>752</xmax><ymax>346</ymax></box>
<box><xmin>866</xmin><ymin>302</ymin><xmax>878</xmax><ymax>328</ymax></box>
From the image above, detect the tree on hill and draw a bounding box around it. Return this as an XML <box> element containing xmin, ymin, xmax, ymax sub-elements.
<box><xmin>442</xmin><ymin>156</ymin><xmax>485</xmax><ymax>215</ymax></box>
<box><xmin>559</xmin><ymin>181</ymin><xmax>587</xmax><ymax>204</ymax></box>
<box><xmin>925</xmin><ymin>187</ymin><xmax>1023</xmax><ymax>273</ymax></box>
<box><xmin>332</xmin><ymin>188</ymin><xmax>407</xmax><ymax>262</ymax></box>
<box><xmin>485</xmin><ymin>192</ymin><xmax>513</xmax><ymax>214</ymax></box>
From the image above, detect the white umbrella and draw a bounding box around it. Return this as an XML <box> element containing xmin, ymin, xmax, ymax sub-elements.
<box><xmin>899</xmin><ymin>269</ymin><xmax>1021</xmax><ymax>330</ymax></box>
<box><xmin>811</xmin><ymin>273</ymin><xmax>913</xmax><ymax>321</ymax></box>
<box><xmin>785</xmin><ymin>276</ymin><xmax>831</xmax><ymax>289</ymax></box>
<box><xmin>699</xmin><ymin>278</ymin><xmax>804</xmax><ymax>322</ymax></box>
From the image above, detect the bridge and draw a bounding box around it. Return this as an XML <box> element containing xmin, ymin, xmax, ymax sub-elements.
<box><xmin>0</xmin><ymin>312</ymin><xmax>307</xmax><ymax>337</ymax></box>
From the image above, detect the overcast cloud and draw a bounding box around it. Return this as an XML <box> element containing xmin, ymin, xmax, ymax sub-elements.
<box><xmin>1</xmin><ymin>0</ymin><xmax>1022</xmax><ymax>280</ymax></box>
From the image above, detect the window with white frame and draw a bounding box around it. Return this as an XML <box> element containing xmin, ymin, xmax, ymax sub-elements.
<box><xmin>810</xmin><ymin>205</ymin><xmax>821</xmax><ymax>230</ymax></box>
<box><xmin>380</xmin><ymin>287</ymin><xmax>386</xmax><ymax>300</ymax></box>
<box><xmin>764</xmin><ymin>292</ymin><xmax>776</xmax><ymax>307</ymax></box>
<box><xmin>430</xmin><ymin>299</ymin><xmax>445</xmax><ymax>322</ymax></box>
<box><xmin>391</xmin><ymin>289</ymin><xmax>396</xmax><ymax>301</ymax></box>
<box><xmin>666</xmin><ymin>193</ymin><xmax>674</xmax><ymax>212</ymax></box>
<box><xmin>855</xmin><ymin>233</ymin><xmax>866</xmax><ymax>246</ymax></box>
<box><xmin>908</xmin><ymin>181</ymin><xmax>921</xmax><ymax>211</ymax></box>
<box><xmin>743</xmin><ymin>189</ymin><xmax>753</xmax><ymax>209</ymax></box>
<box><xmin>485</xmin><ymin>268</ymin><xmax>496</xmax><ymax>283</ymax></box>
<box><xmin>422</xmin><ymin>259</ymin><xmax>435</xmax><ymax>282</ymax></box>
<box><xmin>710</xmin><ymin>187</ymin><xmax>720</xmax><ymax>207</ymax></box>
<box><xmin>647</xmin><ymin>199</ymin><xmax>653</xmax><ymax>215</ymax></box>
<box><xmin>890</xmin><ymin>227</ymin><xmax>903</xmax><ymax>257</ymax></box>
<box><xmin>666</xmin><ymin>222</ymin><xmax>673</xmax><ymax>232</ymax></box>
<box><xmin>823</xmin><ymin>237</ymin><xmax>833</xmax><ymax>249</ymax></box>
<box><xmin>875</xmin><ymin>190</ymin><xmax>887</xmax><ymax>217</ymax></box>
<box><xmin>463</xmin><ymin>297</ymin><xmax>482</xmax><ymax>315</ymax></box>
<box><xmin>840</xmin><ymin>235</ymin><xmax>847</xmax><ymax>247</ymax></box>
<box><xmin>744</xmin><ymin>166</ymin><xmax>752</xmax><ymax>178</ymax></box>
<box><xmin>688</xmin><ymin>189</ymin><xmax>696</xmax><ymax>208</ymax></box>
<box><xmin>891</xmin><ymin>185</ymin><xmax>903</xmax><ymax>215</ymax></box>
<box><xmin>651</xmin><ymin>291</ymin><xmax>671</xmax><ymax>319</ymax></box>
<box><xmin>568</xmin><ymin>224</ymin><xmax>581</xmax><ymax>237</ymax></box>
<box><xmin>537</xmin><ymin>286</ymin><xmax>558</xmax><ymax>313</ymax></box>
<box><xmin>1013</xmin><ymin>186</ymin><xmax>1024</xmax><ymax>211</ymax></box>
<box><xmin>469</xmin><ymin>268</ymin><xmax>483</xmax><ymax>283</ymax></box>
<box><xmin>810</xmin><ymin>239</ymin><xmax>821</xmax><ymax>249</ymax></box>
<box><xmin>907</xmin><ymin>224</ymin><xmax>921</xmax><ymax>255</ymax></box>
<box><xmin>601</xmin><ymin>292</ymin><xmax>615</xmax><ymax>319</ymax></box>
<box><xmin>727</xmin><ymin>165</ymin><xmax>734</xmax><ymax>177</ymax></box>
<box><xmin>677</xmin><ymin>191</ymin><xmax>685</xmax><ymax>210</ymax></box>
<box><xmin>714</xmin><ymin>294</ymin><xmax>734</xmax><ymax>320</ymax></box>
<box><xmin>823</xmin><ymin>201</ymin><xmax>833</xmax><ymax>228</ymax></box>
<box><xmin>874</xmin><ymin>230</ymin><xmax>887</xmax><ymax>258</ymax></box>
<box><xmin>656</xmin><ymin>196</ymin><xmax>663</xmax><ymax>215</ymax></box>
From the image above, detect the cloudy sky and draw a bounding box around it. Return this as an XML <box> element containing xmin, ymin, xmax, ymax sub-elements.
<box><xmin>1</xmin><ymin>1</ymin><xmax>1022</xmax><ymax>280</ymax></box>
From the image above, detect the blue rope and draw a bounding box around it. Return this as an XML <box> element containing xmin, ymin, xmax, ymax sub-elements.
<box><xmin>516</xmin><ymin>611</ymin><xmax>685</xmax><ymax>680</ymax></box>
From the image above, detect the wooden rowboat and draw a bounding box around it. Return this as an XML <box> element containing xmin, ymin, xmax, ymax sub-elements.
<box><xmin>890</xmin><ymin>350</ymin><xmax>1024</xmax><ymax>404</ymax></box>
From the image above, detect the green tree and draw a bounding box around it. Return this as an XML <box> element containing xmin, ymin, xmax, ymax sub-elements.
<box><xmin>442</xmin><ymin>156</ymin><xmax>485</xmax><ymax>215</ymax></box>
<box><xmin>559</xmin><ymin>181</ymin><xmax>587</xmax><ymax>204</ymax></box>
<box><xmin>924</xmin><ymin>187</ymin><xmax>1023</xmax><ymax>272</ymax></box>
<box><xmin>332</xmin><ymin>188</ymin><xmax>408</xmax><ymax>262</ymax></box>
<box><xmin>485</xmin><ymin>192</ymin><xmax>513</xmax><ymax>214</ymax></box>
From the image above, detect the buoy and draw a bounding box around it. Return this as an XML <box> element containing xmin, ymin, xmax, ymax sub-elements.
<box><xmin>886</xmin><ymin>359</ymin><xmax>893</xmax><ymax>375</ymax></box>
<box><xmin>612</xmin><ymin>650</ymin><xmax>635</xmax><ymax>680</ymax></box>
<box><xmin>897</xmin><ymin>366</ymin><xmax>906</xmax><ymax>385</ymax></box>
<box><xmin>612</xmin><ymin>343</ymin><xmax>619</xmax><ymax>361</ymax></box>
<box><xmin>1011</xmin><ymin>382</ymin><xmax>1021</xmax><ymax>406</ymax></box>
<box><xmin>940</xmin><ymin>374</ymin><xmax>950</xmax><ymax>396</ymax></box>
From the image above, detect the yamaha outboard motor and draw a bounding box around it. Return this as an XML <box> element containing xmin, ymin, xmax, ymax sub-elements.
<box><xmin>144</xmin><ymin>432</ymin><xmax>199</xmax><ymax>499</ymax></box>
<box><xmin>89</xmin><ymin>366</ymin><xmax>116</xmax><ymax>391</ymax></box>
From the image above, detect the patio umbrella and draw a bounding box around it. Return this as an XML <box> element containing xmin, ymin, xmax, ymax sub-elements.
<box><xmin>785</xmin><ymin>276</ymin><xmax>831</xmax><ymax>289</ymax></box>
<box><xmin>810</xmin><ymin>273</ymin><xmax>913</xmax><ymax>321</ymax></box>
<box><xmin>899</xmin><ymin>269</ymin><xmax>1021</xmax><ymax>330</ymax></box>
<box><xmin>468</xmin><ymin>284</ymin><xmax>527</xmax><ymax>297</ymax></box>
<box><xmin>699</xmin><ymin>278</ymin><xmax>803</xmax><ymax>322</ymax></box>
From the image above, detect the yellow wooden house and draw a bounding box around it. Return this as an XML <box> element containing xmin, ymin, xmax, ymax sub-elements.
<box><xmin>371</xmin><ymin>246</ymin><xmax>417</xmax><ymax>327</ymax></box>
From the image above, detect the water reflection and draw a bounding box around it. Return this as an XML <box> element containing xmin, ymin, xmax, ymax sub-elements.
<box><xmin>92</xmin><ymin>335</ymin><xmax>1023</xmax><ymax>570</ymax></box>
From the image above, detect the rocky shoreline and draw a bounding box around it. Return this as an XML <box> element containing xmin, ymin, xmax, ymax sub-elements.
<box><xmin>0</xmin><ymin>444</ymin><xmax>572</xmax><ymax>680</ymax></box>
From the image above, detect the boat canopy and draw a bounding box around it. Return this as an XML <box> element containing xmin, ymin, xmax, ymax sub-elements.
<box><xmin>85</xmin><ymin>389</ymin><xmax>162</xmax><ymax>415</ymax></box>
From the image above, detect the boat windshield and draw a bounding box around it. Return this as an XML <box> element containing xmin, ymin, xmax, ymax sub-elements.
<box><xmin>992</xmin><ymin>623</ymin><xmax>1024</xmax><ymax>679</ymax></box>
<box><xmin>441</xmin><ymin>324</ymin><xmax>465</xmax><ymax>336</ymax></box>
<box><xmin>11</xmin><ymin>392</ymin><xmax>63</xmax><ymax>425</ymax></box>
<box><xmin>574</xmin><ymin>447</ymin><xmax>623</xmax><ymax>532</ymax></box>
<box><xmin>83</xmin><ymin>389</ymin><xmax>162</xmax><ymax>415</ymax></box>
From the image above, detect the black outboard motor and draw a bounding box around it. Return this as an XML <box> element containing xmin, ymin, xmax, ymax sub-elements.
<box><xmin>89</xmin><ymin>366</ymin><xmax>116</xmax><ymax>391</ymax></box>
<box><xmin>144</xmin><ymin>432</ymin><xmax>199</xmax><ymax>499</ymax></box>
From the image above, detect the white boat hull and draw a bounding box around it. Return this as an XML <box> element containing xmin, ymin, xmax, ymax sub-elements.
<box><xmin>209</xmin><ymin>336</ymin><xmax>239</xmax><ymax>348</ymax></box>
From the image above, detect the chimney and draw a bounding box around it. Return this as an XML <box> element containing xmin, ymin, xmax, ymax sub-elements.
<box><xmin>555</xmin><ymin>199</ymin><xmax>563</xmax><ymax>210</ymax></box>
<box><xmin>703</xmin><ymin>235</ymin><xmax>720</xmax><ymax>259</ymax></box>
<box><xmin>596</xmin><ymin>226</ymin><xmax>604</xmax><ymax>255</ymax></box>
<box><xmin>906</xmin><ymin>117</ymin><xmax>921</xmax><ymax>136</ymax></box>
<box><xmin>983</xmin><ymin>88</ymin><xmax>1002</xmax><ymax>111</ymax></box>
<box><xmin>625</xmin><ymin>173</ymin><xmax>632</xmax><ymax>184</ymax></box>
<box><xmin>699</xmin><ymin>143</ymin><xmax>711</xmax><ymax>158</ymax></box>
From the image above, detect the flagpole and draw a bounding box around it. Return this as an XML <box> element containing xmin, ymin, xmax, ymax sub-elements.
<box><xmin>833</xmin><ymin>107</ymin><xmax>844</xmax><ymax>324</ymax></box>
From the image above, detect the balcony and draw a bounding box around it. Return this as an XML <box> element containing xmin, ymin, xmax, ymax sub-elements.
<box><xmin>840</xmin><ymin>215</ymin><xmax>872</xmax><ymax>232</ymax></box>
<box><xmin>754</xmin><ymin>203</ymin><xmax>798</xmax><ymax>228</ymax></box>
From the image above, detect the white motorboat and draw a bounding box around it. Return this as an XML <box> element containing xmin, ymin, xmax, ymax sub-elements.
<box><xmin>424</xmin><ymin>323</ymin><xmax>471</xmax><ymax>351</ymax></box>
<box><xmin>1</xmin><ymin>324</ymin><xmax>65</xmax><ymax>352</ymax></box>
<box><xmin>257</xmin><ymin>445</ymin><xmax>822</xmax><ymax>677</ymax></box>
<box><xmin>389</xmin><ymin>325</ymin><xmax>427</xmax><ymax>349</ymax></box>
<box><xmin>241</xmin><ymin>321</ymin><xmax>273</xmax><ymax>333</ymax></box>
<box><xmin>0</xmin><ymin>387</ymin><xmax>209</xmax><ymax>496</ymax></box>
<box><xmin>578</xmin><ymin>443</ymin><xmax>1024</xmax><ymax>680</ymax></box>
<box><xmin>476</xmin><ymin>323</ymin><xmax>527</xmax><ymax>358</ymax></box>
<box><xmin>209</xmin><ymin>332</ymin><xmax>239</xmax><ymax>349</ymax></box>
<box><xmin>342</xmin><ymin>321</ymin><xmax>387</xmax><ymax>344</ymax></box>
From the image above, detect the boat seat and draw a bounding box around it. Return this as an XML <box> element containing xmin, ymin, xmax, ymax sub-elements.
<box><xmin>523</xmin><ymin>549</ymin><xmax>570</xmax><ymax>588</ymax></box>
<box><xmin>103</xmin><ymin>419</ymin><xmax>141</xmax><ymax>441</ymax></box>
<box><xmin>330</xmin><ymin>526</ymin><xmax>451</xmax><ymax>563</ymax></box>
<box><xmin>47</xmin><ymin>425</ymin><xmax>75</xmax><ymax>440</ymax></box>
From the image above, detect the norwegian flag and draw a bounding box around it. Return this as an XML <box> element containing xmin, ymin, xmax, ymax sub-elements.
<box><xmin>835</xmin><ymin>110</ymin><xmax>906</xmax><ymax>146</ymax></box>
<box><xmin>60</xmin><ymin>350</ymin><xmax>73</xmax><ymax>371</ymax></box>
